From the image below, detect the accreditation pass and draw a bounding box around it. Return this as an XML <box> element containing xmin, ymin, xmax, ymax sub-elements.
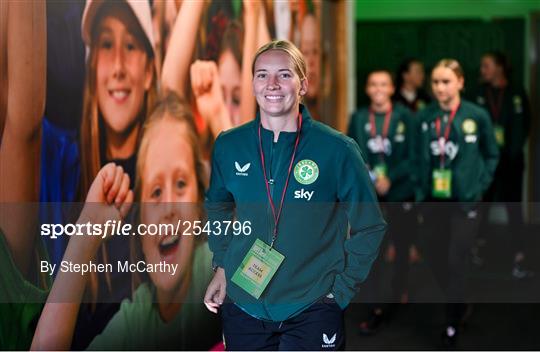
<box><xmin>231</xmin><ymin>238</ymin><xmax>285</xmax><ymax>299</ymax></box>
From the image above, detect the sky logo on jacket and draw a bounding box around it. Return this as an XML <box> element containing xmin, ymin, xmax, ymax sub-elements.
<box><xmin>367</xmin><ymin>136</ymin><xmax>392</xmax><ymax>155</ymax></box>
<box><xmin>294</xmin><ymin>188</ymin><xmax>314</xmax><ymax>201</ymax></box>
<box><xmin>430</xmin><ymin>138</ymin><xmax>459</xmax><ymax>160</ymax></box>
<box><xmin>235</xmin><ymin>162</ymin><xmax>250</xmax><ymax>176</ymax></box>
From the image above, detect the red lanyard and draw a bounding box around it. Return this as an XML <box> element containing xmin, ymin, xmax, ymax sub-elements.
<box><xmin>369</xmin><ymin>105</ymin><xmax>392</xmax><ymax>161</ymax></box>
<box><xmin>258</xmin><ymin>113</ymin><xmax>302</xmax><ymax>249</ymax></box>
<box><xmin>486</xmin><ymin>86</ymin><xmax>505</xmax><ymax>122</ymax></box>
<box><xmin>369</xmin><ymin>106</ymin><xmax>392</xmax><ymax>139</ymax></box>
<box><xmin>435</xmin><ymin>104</ymin><xmax>459</xmax><ymax>168</ymax></box>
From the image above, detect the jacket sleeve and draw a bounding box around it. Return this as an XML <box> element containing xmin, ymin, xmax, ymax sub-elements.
<box><xmin>204</xmin><ymin>136</ymin><xmax>235</xmax><ymax>268</ymax></box>
<box><xmin>347</xmin><ymin>112</ymin><xmax>369</xmax><ymax>166</ymax></box>
<box><xmin>477</xmin><ymin>108</ymin><xmax>500</xmax><ymax>195</ymax></box>
<box><xmin>521</xmin><ymin>88</ymin><xmax>531</xmax><ymax>135</ymax></box>
<box><xmin>512</xmin><ymin>87</ymin><xmax>531</xmax><ymax>157</ymax></box>
<box><xmin>388</xmin><ymin>110</ymin><xmax>416</xmax><ymax>185</ymax></box>
<box><xmin>331</xmin><ymin>139</ymin><xmax>387</xmax><ymax>309</ymax></box>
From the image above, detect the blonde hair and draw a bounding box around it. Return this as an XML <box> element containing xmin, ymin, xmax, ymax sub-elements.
<box><xmin>134</xmin><ymin>92</ymin><xmax>206</xmax><ymax>203</ymax></box>
<box><xmin>433</xmin><ymin>58</ymin><xmax>464</xmax><ymax>79</ymax></box>
<box><xmin>252</xmin><ymin>40</ymin><xmax>307</xmax><ymax>81</ymax></box>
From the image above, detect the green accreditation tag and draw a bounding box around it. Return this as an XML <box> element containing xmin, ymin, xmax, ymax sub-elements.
<box><xmin>373</xmin><ymin>163</ymin><xmax>388</xmax><ymax>178</ymax></box>
<box><xmin>432</xmin><ymin>169</ymin><xmax>452</xmax><ymax>199</ymax></box>
<box><xmin>231</xmin><ymin>238</ymin><xmax>285</xmax><ymax>299</ymax></box>
<box><xmin>494</xmin><ymin>124</ymin><xmax>505</xmax><ymax>147</ymax></box>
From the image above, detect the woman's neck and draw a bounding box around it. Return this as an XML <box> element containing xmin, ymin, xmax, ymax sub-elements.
<box><xmin>370</xmin><ymin>100</ymin><xmax>392</xmax><ymax>113</ymax></box>
<box><xmin>401</xmin><ymin>84</ymin><xmax>417</xmax><ymax>101</ymax></box>
<box><xmin>156</xmin><ymin>266</ymin><xmax>192</xmax><ymax>323</ymax></box>
<box><xmin>402</xmin><ymin>81</ymin><xmax>416</xmax><ymax>92</ymax></box>
<box><xmin>439</xmin><ymin>95</ymin><xmax>461</xmax><ymax>112</ymax></box>
<box><xmin>491</xmin><ymin>76</ymin><xmax>508</xmax><ymax>88</ymax></box>
<box><xmin>261</xmin><ymin>111</ymin><xmax>298</xmax><ymax>142</ymax></box>
<box><xmin>105</xmin><ymin>123</ymin><xmax>140</xmax><ymax>160</ymax></box>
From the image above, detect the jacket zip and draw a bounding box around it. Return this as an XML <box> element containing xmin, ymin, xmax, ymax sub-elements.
<box><xmin>267</xmin><ymin>139</ymin><xmax>275</xmax><ymax>245</ymax></box>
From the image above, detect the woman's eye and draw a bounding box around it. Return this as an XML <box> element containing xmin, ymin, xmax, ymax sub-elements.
<box><xmin>176</xmin><ymin>180</ymin><xmax>186</xmax><ymax>189</ymax></box>
<box><xmin>280</xmin><ymin>73</ymin><xmax>292</xmax><ymax>79</ymax></box>
<box><xmin>256</xmin><ymin>73</ymin><xmax>267</xmax><ymax>79</ymax></box>
<box><xmin>100</xmin><ymin>39</ymin><xmax>112</xmax><ymax>50</ymax></box>
<box><xmin>126</xmin><ymin>41</ymin><xmax>136</xmax><ymax>51</ymax></box>
<box><xmin>151</xmin><ymin>187</ymin><xmax>162</xmax><ymax>199</ymax></box>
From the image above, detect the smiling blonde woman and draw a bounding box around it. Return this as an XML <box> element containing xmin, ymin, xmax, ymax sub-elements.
<box><xmin>204</xmin><ymin>40</ymin><xmax>386</xmax><ymax>350</ymax></box>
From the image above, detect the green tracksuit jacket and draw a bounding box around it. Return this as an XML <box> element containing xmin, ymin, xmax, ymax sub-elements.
<box><xmin>472</xmin><ymin>83</ymin><xmax>531</xmax><ymax>159</ymax></box>
<box><xmin>205</xmin><ymin>105</ymin><xmax>386</xmax><ymax>321</ymax></box>
<box><xmin>415</xmin><ymin>100</ymin><xmax>500</xmax><ymax>202</ymax></box>
<box><xmin>347</xmin><ymin>103</ymin><xmax>416</xmax><ymax>201</ymax></box>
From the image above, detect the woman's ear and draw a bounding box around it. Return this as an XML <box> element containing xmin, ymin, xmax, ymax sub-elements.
<box><xmin>300</xmin><ymin>78</ymin><xmax>309</xmax><ymax>96</ymax></box>
<box><xmin>458</xmin><ymin>76</ymin><xmax>465</xmax><ymax>91</ymax></box>
<box><xmin>389</xmin><ymin>84</ymin><xmax>396</xmax><ymax>97</ymax></box>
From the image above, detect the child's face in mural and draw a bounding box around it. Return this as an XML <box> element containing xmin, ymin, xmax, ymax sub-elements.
<box><xmin>300</xmin><ymin>14</ymin><xmax>320</xmax><ymax>99</ymax></box>
<box><xmin>366</xmin><ymin>72</ymin><xmax>394</xmax><ymax>106</ymax></box>
<box><xmin>139</xmin><ymin>117</ymin><xmax>199</xmax><ymax>293</ymax></box>
<box><xmin>218</xmin><ymin>49</ymin><xmax>242</xmax><ymax>125</ymax></box>
<box><xmin>95</xmin><ymin>7</ymin><xmax>153</xmax><ymax>135</ymax></box>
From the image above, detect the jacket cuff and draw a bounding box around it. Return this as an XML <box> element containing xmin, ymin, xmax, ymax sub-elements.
<box><xmin>212</xmin><ymin>252</ymin><xmax>225</xmax><ymax>269</ymax></box>
<box><xmin>331</xmin><ymin>273</ymin><xmax>354</xmax><ymax>310</ymax></box>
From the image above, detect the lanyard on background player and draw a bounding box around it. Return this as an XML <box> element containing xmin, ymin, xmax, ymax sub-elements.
<box><xmin>435</xmin><ymin>104</ymin><xmax>460</xmax><ymax>169</ymax></box>
<box><xmin>258</xmin><ymin>113</ymin><xmax>302</xmax><ymax>250</ymax></box>
<box><xmin>486</xmin><ymin>86</ymin><xmax>505</xmax><ymax>122</ymax></box>
<box><xmin>369</xmin><ymin>105</ymin><xmax>392</xmax><ymax>161</ymax></box>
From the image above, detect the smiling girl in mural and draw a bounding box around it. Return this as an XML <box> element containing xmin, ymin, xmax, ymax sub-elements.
<box><xmin>32</xmin><ymin>93</ymin><xmax>220</xmax><ymax>350</ymax></box>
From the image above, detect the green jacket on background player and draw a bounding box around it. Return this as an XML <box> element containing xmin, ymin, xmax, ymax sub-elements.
<box><xmin>415</xmin><ymin>100</ymin><xmax>500</xmax><ymax>203</ymax></box>
<box><xmin>348</xmin><ymin>103</ymin><xmax>416</xmax><ymax>202</ymax></box>
<box><xmin>473</xmin><ymin>83</ymin><xmax>530</xmax><ymax>159</ymax></box>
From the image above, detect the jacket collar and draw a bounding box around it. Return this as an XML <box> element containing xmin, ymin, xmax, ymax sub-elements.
<box><xmin>253</xmin><ymin>104</ymin><xmax>313</xmax><ymax>135</ymax></box>
<box><xmin>428</xmin><ymin>102</ymin><xmax>465</xmax><ymax>137</ymax></box>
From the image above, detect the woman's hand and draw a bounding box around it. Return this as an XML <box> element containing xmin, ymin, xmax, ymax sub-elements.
<box><xmin>204</xmin><ymin>267</ymin><xmax>226</xmax><ymax>313</ymax></box>
<box><xmin>375</xmin><ymin>176</ymin><xmax>391</xmax><ymax>196</ymax></box>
